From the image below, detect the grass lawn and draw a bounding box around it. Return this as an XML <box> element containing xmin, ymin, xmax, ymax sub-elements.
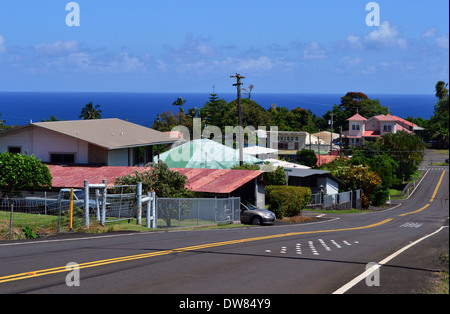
<box><xmin>0</xmin><ymin>210</ymin><xmax>244</xmax><ymax>239</ymax></box>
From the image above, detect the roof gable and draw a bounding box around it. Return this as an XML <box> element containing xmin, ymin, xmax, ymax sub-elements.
<box><xmin>347</xmin><ymin>113</ymin><xmax>367</xmax><ymax>121</ymax></box>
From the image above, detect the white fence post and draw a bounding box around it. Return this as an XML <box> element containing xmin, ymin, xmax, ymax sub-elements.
<box><xmin>84</xmin><ymin>180</ymin><xmax>90</xmax><ymax>228</ymax></box>
<box><xmin>136</xmin><ymin>182</ymin><xmax>142</xmax><ymax>225</ymax></box>
<box><xmin>101</xmin><ymin>179</ymin><xmax>107</xmax><ymax>226</ymax></box>
<box><xmin>146</xmin><ymin>192</ymin><xmax>151</xmax><ymax>228</ymax></box>
<box><xmin>152</xmin><ymin>192</ymin><xmax>157</xmax><ymax>229</ymax></box>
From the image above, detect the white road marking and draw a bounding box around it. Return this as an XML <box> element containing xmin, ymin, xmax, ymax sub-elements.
<box><xmin>309</xmin><ymin>241</ymin><xmax>319</xmax><ymax>255</ymax></box>
<box><xmin>400</xmin><ymin>222</ymin><xmax>423</xmax><ymax>228</ymax></box>
<box><xmin>296</xmin><ymin>243</ymin><xmax>302</xmax><ymax>254</ymax></box>
<box><xmin>333</xmin><ymin>226</ymin><xmax>447</xmax><ymax>294</ymax></box>
<box><xmin>319</xmin><ymin>239</ymin><xmax>331</xmax><ymax>251</ymax></box>
<box><xmin>331</xmin><ymin>240</ymin><xmax>342</xmax><ymax>248</ymax></box>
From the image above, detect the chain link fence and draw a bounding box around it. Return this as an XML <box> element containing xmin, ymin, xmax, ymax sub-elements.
<box><xmin>1</xmin><ymin>186</ymin><xmax>241</xmax><ymax>239</ymax></box>
<box><xmin>156</xmin><ymin>197</ymin><xmax>240</xmax><ymax>228</ymax></box>
<box><xmin>307</xmin><ymin>189</ymin><xmax>362</xmax><ymax>210</ymax></box>
<box><xmin>0</xmin><ymin>191</ymin><xmax>85</xmax><ymax>240</ymax></box>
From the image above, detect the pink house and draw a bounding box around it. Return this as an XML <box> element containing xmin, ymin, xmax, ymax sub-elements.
<box><xmin>346</xmin><ymin>113</ymin><xmax>424</xmax><ymax>147</ymax></box>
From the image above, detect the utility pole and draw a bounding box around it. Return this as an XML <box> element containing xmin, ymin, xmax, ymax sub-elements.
<box><xmin>329</xmin><ymin>113</ymin><xmax>333</xmax><ymax>155</ymax></box>
<box><xmin>231</xmin><ymin>73</ymin><xmax>245</xmax><ymax>166</ymax></box>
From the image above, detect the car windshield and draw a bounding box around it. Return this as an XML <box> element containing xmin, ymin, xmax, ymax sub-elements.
<box><xmin>241</xmin><ymin>203</ymin><xmax>258</xmax><ymax>210</ymax></box>
<box><xmin>74</xmin><ymin>190</ymin><xmax>85</xmax><ymax>199</ymax></box>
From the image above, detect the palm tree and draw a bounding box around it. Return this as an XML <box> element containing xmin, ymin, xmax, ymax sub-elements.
<box><xmin>242</xmin><ymin>84</ymin><xmax>254</xmax><ymax>100</ymax></box>
<box><xmin>79</xmin><ymin>102</ymin><xmax>102</xmax><ymax>120</ymax></box>
<box><xmin>435</xmin><ymin>81</ymin><xmax>449</xmax><ymax>100</ymax></box>
<box><xmin>172</xmin><ymin>97</ymin><xmax>186</xmax><ymax>123</ymax></box>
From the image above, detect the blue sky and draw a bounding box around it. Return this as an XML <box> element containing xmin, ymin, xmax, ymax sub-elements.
<box><xmin>0</xmin><ymin>1</ymin><xmax>448</xmax><ymax>94</ymax></box>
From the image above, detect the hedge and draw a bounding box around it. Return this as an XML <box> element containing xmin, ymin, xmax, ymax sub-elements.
<box><xmin>265</xmin><ymin>185</ymin><xmax>312</xmax><ymax>218</ymax></box>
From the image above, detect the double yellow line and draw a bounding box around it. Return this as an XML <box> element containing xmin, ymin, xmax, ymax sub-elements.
<box><xmin>399</xmin><ymin>170</ymin><xmax>446</xmax><ymax>217</ymax></box>
<box><xmin>0</xmin><ymin>219</ymin><xmax>393</xmax><ymax>284</ymax></box>
<box><xmin>0</xmin><ymin>171</ymin><xmax>445</xmax><ymax>284</ymax></box>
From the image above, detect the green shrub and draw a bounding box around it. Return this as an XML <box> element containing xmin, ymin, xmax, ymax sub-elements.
<box><xmin>265</xmin><ymin>186</ymin><xmax>311</xmax><ymax>218</ymax></box>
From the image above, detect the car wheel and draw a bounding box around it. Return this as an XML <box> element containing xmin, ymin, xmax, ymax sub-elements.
<box><xmin>251</xmin><ymin>216</ymin><xmax>262</xmax><ymax>225</ymax></box>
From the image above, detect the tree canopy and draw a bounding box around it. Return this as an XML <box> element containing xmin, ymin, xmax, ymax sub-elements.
<box><xmin>0</xmin><ymin>152</ymin><xmax>52</xmax><ymax>194</ymax></box>
<box><xmin>79</xmin><ymin>102</ymin><xmax>102</xmax><ymax>120</ymax></box>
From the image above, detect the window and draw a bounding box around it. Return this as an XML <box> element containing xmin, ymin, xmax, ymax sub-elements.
<box><xmin>8</xmin><ymin>146</ymin><xmax>21</xmax><ymax>154</ymax></box>
<box><xmin>383</xmin><ymin>124</ymin><xmax>392</xmax><ymax>132</ymax></box>
<box><xmin>50</xmin><ymin>153</ymin><xmax>75</xmax><ymax>164</ymax></box>
<box><xmin>352</xmin><ymin>123</ymin><xmax>360</xmax><ymax>131</ymax></box>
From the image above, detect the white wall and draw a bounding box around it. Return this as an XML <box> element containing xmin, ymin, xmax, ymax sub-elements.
<box><xmin>0</xmin><ymin>127</ymin><xmax>32</xmax><ymax>154</ymax></box>
<box><xmin>0</xmin><ymin>125</ymin><xmax>88</xmax><ymax>163</ymax></box>
<box><xmin>317</xmin><ymin>176</ymin><xmax>339</xmax><ymax>195</ymax></box>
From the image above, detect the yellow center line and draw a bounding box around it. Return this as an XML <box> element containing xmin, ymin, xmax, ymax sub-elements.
<box><xmin>430</xmin><ymin>170</ymin><xmax>446</xmax><ymax>202</ymax></box>
<box><xmin>1</xmin><ymin>171</ymin><xmax>445</xmax><ymax>285</ymax></box>
<box><xmin>399</xmin><ymin>170</ymin><xmax>445</xmax><ymax>216</ymax></box>
<box><xmin>399</xmin><ymin>204</ymin><xmax>431</xmax><ymax>217</ymax></box>
<box><xmin>0</xmin><ymin>218</ymin><xmax>393</xmax><ymax>284</ymax></box>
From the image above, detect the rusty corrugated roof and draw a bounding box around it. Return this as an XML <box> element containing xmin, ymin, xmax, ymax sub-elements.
<box><xmin>47</xmin><ymin>165</ymin><xmax>262</xmax><ymax>194</ymax></box>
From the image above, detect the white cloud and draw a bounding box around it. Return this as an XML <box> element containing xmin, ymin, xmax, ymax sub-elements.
<box><xmin>364</xmin><ymin>21</ymin><xmax>408</xmax><ymax>49</ymax></box>
<box><xmin>344</xmin><ymin>21</ymin><xmax>408</xmax><ymax>51</ymax></box>
<box><xmin>164</xmin><ymin>34</ymin><xmax>220</xmax><ymax>61</ymax></box>
<box><xmin>108</xmin><ymin>53</ymin><xmax>146</xmax><ymax>73</ymax></box>
<box><xmin>39</xmin><ymin>50</ymin><xmax>147</xmax><ymax>74</ymax></box>
<box><xmin>346</xmin><ymin>35</ymin><xmax>363</xmax><ymax>50</ymax></box>
<box><xmin>222</xmin><ymin>56</ymin><xmax>273</xmax><ymax>72</ymax></box>
<box><xmin>291</xmin><ymin>40</ymin><xmax>328</xmax><ymax>60</ymax></box>
<box><xmin>34</xmin><ymin>40</ymin><xmax>80</xmax><ymax>55</ymax></box>
<box><xmin>0</xmin><ymin>35</ymin><xmax>6</xmax><ymax>53</ymax></box>
<box><xmin>421</xmin><ymin>27</ymin><xmax>438</xmax><ymax>39</ymax></box>
<box><xmin>302</xmin><ymin>41</ymin><xmax>327</xmax><ymax>60</ymax></box>
<box><xmin>340</xmin><ymin>56</ymin><xmax>363</xmax><ymax>65</ymax></box>
<box><xmin>436</xmin><ymin>35</ymin><xmax>449</xmax><ymax>50</ymax></box>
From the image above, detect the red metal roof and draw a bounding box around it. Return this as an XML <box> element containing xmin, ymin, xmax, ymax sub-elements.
<box><xmin>47</xmin><ymin>165</ymin><xmax>262</xmax><ymax>194</ymax></box>
<box><xmin>347</xmin><ymin>113</ymin><xmax>367</xmax><ymax>121</ymax></box>
<box><xmin>363</xmin><ymin>130</ymin><xmax>381</xmax><ymax>137</ymax></box>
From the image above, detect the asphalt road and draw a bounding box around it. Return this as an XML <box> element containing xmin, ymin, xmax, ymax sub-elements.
<box><xmin>0</xmin><ymin>162</ymin><xmax>448</xmax><ymax>296</ymax></box>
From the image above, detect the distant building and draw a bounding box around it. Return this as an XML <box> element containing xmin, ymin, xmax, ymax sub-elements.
<box><xmin>154</xmin><ymin>139</ymin><xmax>263</xmax><ymax>169</ymax></box>
<box><xmin>0</xmin><ymin>118</ymin><xmax>177</xmax><ymax>166</ymax></box>
<box><xmin>345</xmin><ymin>113</ymin><xmax>424</xmax><ymax>147</ymax></box>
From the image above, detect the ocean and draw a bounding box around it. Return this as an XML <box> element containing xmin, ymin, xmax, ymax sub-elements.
<box><xmin>0</xmin><ymin>91</ymin><xmax>437</xmax><ymax>127</ymax></box>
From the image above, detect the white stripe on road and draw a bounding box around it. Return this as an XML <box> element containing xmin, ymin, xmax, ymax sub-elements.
<box><xmin>332</xmin><ymin>226</ymin><xmax>448</xmax><ymax>294</ymax></box>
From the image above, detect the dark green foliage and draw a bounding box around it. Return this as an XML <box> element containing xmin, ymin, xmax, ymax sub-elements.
<box><xmin>265</xmin><ymin>185</ymin><xmax>311</xmax><ymax>218</ymax></box>
<box><xmin>22</xmin><ymin>227</ymin><xmax>38</xmax><ymax>239</ymax></box>
<box><xmin>262</xmin><ymin>166</ymin><xmax>286</xmax><ymax>186</ymax></box>
<box><xmin>114</xmin><ymin>162</ymin><xmax>195</xmax><ymax>227</ymax></box>
<box><xmin>0</xmin><ymin>152</ymin><xmax>52</xmax><ymax>193</ymax></box>
<box><xmin>114</xmin><ymin>161</ymin><xmax>194</xmax><ymax>198</ymax></box>
<box><xmin>297</xmin><ymin>149</ymin><xmax>318</xmax><ymax>167</ymax></box>
<box><xmin>79</xmin><ymin>101</ymin><xmax>102</xmax><ymax>120</ymax></box>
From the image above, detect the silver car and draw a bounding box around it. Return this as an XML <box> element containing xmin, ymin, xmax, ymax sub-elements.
<box><xmin>240</xmin><ymin>203</ymin><xmax>276</xmax><ymax>225</ymax></box>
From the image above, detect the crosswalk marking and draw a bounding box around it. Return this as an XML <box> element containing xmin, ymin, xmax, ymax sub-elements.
<box><xmin>266</xmin><ymin>239</ymin><xmax>358</xmax><ymax>256</ymax></box>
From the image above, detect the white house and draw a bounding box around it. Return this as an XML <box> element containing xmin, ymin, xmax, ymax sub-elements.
<box><xmin>284</xmin><ymin>168</ymin><xmax>339</xmax><ymax>195</ymax></box>
<box><xmin>0</xmin><ymin>118</ymin><xmax>177</xmax><ymax>166</ymax></box>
